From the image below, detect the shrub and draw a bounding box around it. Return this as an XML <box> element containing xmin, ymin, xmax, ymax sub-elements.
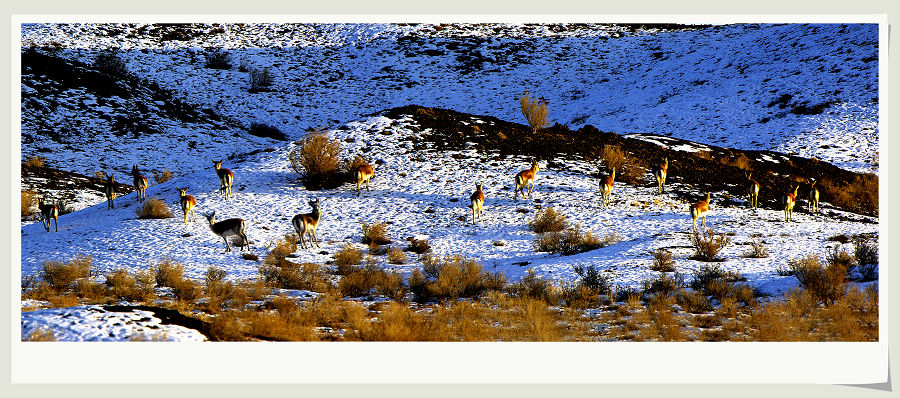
<box><xmin>621</xmin><ymin>158</ymin><xmax>648</xmax><ymax>185</ymax></box>
<box><xmin>263</xmin><ymin>261</ymin><xmax>331</xmax><ymax>292</ymax></box>
<box><xmin>642</xmin><ymin>273</ymin><xmax>684</xmax><ymax>298</ymax></box>
<box><xmin>528</xmin><ymin>207</ymin><xmax>568</xmax><ymax>233</ymax></box>
<box><xmin>410</xmin><ymin>255</ymin><xmax>506</xmax><ymax>302</ymax></box>
<box><xmin>41</xmin><ymin>255</ymin><xmax>91</xmax><ymax>292</ymax></box>
<box><xmin>338</xmin><ymin>261</ymin><xmax>406</xmax><ymax>300</ymax></box>
<box><xmin>361</xmin><ymin>222</ymin><xmax>392</xmax><ymax>246</ymax></box>
<box><xmin>533</xmin><ymin>224</ymin><xmax>611</xmax><ymax>255</ymax></box>
<box><xmin>154</xmin><ymin>259</ymin><xmax>185</xmax><ymax>288</ymax></box>
<box><xmin>519</xmin><ymin>90</ymin><xmax>549</xmax><ymax>133</ymax></box>
<box><xmin>55</xmin><ymin>199</ymin><xmax>73</xmax><ymax>216</ymax></box>
<box><xmin>405</xmin><ymin>238</ymin><xmax>431</xmax><ymax>254</ymax></box>
<box><xmin>153</xmin><ymin>170</ymin><xmax>173</xmax><ymax>185</ymax></box>
<box><xmin>689</xmin><ymin>265</ymin><xmax>744</xmax><ymax>298</ymax></box>
<box><xmin>742</xmin><ymin>237</ymin><xmax>769</xmax><ymax>258</ymax></box>
<box><xmin>21</xmin><ymin>190</ymin><xmax>37</xmax><ymax>218</ymax></box>
<box><xmin>249</xmin><ymin>67</ymin><xmax>273</xmax><ymax>92</ymax></box>
<box><xmin>171</xmin><ymin>277</ymin><xmax>202</xmax><ymax>304</ymax></box>
<box><xmin>135</xmin><ymin>198</ymin><xmax>173</xmax><ymax>219</ymax></box>
<box><xmin>24</xmin><ymin>155</ymin><xmax>45</xmax><ymax>168</ymax></box>
<box><xmin>248</xmin><ymin>122</ymin><xmax>287</xmax><ymax>140</ymax></box>
<box><xmin>690</xmin><ymin>229</ymin><xmax>731</xmax><ymax>262</ymax></box>
<box><xmin>676</xmin><ymin>290</ymin><xmax>713</xmax><ymax>314</ymax></box>
<box><xmin>788</xmin><ymin>255</ymin><xmax>847</xmax><ymax>306</ymax></box>
<box><xmin>333</xmin><ymin>244</ymin><xmax>364</xmax><ymax>275</ymax></box>
<box><xmin>650</xmin><ymin>248</ymin><xmax>676</xmax><ymax>272</ymax></box>
<box><xmin>94</xmin><ymin>50</ymin><xmax>128</xmax><ymax>77</ymax></box>
<box><xmin>105</xmin><ymin>268</ymin><xmax>154</xmax><ymax>302</ymax></box>
<box><xmin>599</xmin><ymin>144</ymin><xmax>627</xmax><ymax>171</ymax></box>
<box><xmin>853</xmin><ymin>236</ymin><xmax>878</xmax><ymax>281</ymax></box>
<box><xmin>205</xmin><ymin>267</ymin><xmax>227</xmax><ymax>288</ymax></box>
<box><xmin>507</xmin><ymin>270</ymin><xmax>558</xmax><ymax>304</ymax></box>
<box><xmin>825</xmin><ymin>245</ymin><xmax>855</xmax><ymax>277</ymax></box>
<box><xmin>820</xmin><ymin>173</ymin><xmax>878</xmax><ymax>216</ymax></box>
<box><xmin>387</xmin><ymin>246</ymin><xmax>407</xmax><ymax>265</ymax></box>
<box><xmin>204</xmin><ymin>48</ymin><xmax>231</xmax><ymax>69</ymax></box>
<box><xmin>289</xmin><ymin>131</ymin><xmax>342</xmax><ymax>190</ymax></box>
<box><xmin>572</xmin><ymin>264</ymin><xmax>611</xmax><ymax>293</ymax></box>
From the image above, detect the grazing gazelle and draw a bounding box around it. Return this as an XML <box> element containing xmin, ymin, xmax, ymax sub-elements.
<box><xmin>176</xmin><ymin>187</ymin><xmax>197</xmax><ymax>224</ymax></box>
<box><xmin>746</xmin><ymin>172</ymin><xmax>760</xmax><ymax>210</ymax></box>
<box><xmin>599</xmin><ymin>168</ymin><xmax>616</xmax><ymax>208</ymax></box>
<box><xmin>807</xmin><ymin>178</ymin><xmax>820</xmax><ymax>214</ymax></box>
<box><xmin>782</xmin><ymin>185</ymin><xmax>799</xmax><ymax>222</ymax></box>
<box><xmin>37</xmin><ymin>197</ymin><xmax>59</xmax><ymax>232</ymax></box>
<box><xmin>204</xmin><ymin>212</ymin><xmax>248</xmax><ymax>253</ymax></box>
<box><xmin>353</xmin><ymin>163</ymin><xmax>375</xmax><ymax>197</ymax></box>
<box><xmin>654</xmin><ymin>157</ymin><xmax>668</xmax><ymax>194</ymax></box>
<box><xmin>513</xmin><ymin>161</ymin><xmax>540</xmax><ymax>200</ymax></box>
<box><xmin>292</xmin><ymin>198</ymin><xmax>323</xmax><ymax>250</ymax></box>
<box><xmin>104</xmin><ymin>173</ymin><xmax>117</xmax><ymax>210</ymax></box>
<box><xmin>470</xmin><ymin>182</ymin><xmax>485</xmax><ymax>224</ymax></box>
<box><xmin>690</xmin><ymin>192</ymin><xmax>711</xmax><ymax>231</ymax></box>
<box><xmin>131</xmin><ymin>165</ymin><xmax>148</xmax><ymax>202</ymax></box>
<box><xmin>213</xmin><ymin>160</ymin><xmax>234</xmax><ymax>200</ymax></box>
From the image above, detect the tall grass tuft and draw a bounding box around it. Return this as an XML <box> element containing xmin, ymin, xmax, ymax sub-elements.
<box><xmin>409</xmin><ymin>255</ymin><xmax>506</xmax><ymax>302</ymax></box>
<box><xmin>519</xmin><ymin>90</ymin><xmax>549</xmax><ymax>133</ymax></box>
<box><xmin>599</xmin><ymin>144</ymin><xmax>627</xmax><ymax>171</ymax></box>
<box><xmin>135</xmin><ymin>198</ymin><xmax>173</xmax><ymax>219</ymax></box>
<box><xmin>650</xmin><ymin>248</ymin><xmax>676</xmax><ymax>272</ymax></box>
<box><xmin>788</xmin><ymin>254</ymin><xmax>847</xmax><ymax>306</ymax></box>
<box><xmin>528</xmin><ymin>207</ymin><xmax>568</xmax><ymax>233</ymax></box>
<box><xmin>41</xmin><ymin>255</ymin><xmax>92</xmax><ymax>292</ymax></box>
<box><xmin>289</xmin><ymin>131</ymin><xmax>342</xmax><ymax>190</ymax></box>
<box><xmin>690</xmin><ymin>228</ymin><xmax>731</xmax><ymax>262</ymax></box>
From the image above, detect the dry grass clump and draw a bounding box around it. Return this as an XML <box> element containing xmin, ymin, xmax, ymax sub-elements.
<box><xmin>572</xmin><ymin>264</ymin><xmax>611</xmax><ymax>294</ymax></box>
<box><xmin>204</xmin><ymin>48</ymin><xmax>231</xmax><ymax>69</ymax></box>
<box><xmin>333</xmin><ymin>244</ymin><xmax>364</xmax><ymax>275</ymax></box>
<box><xmin>599</xmin><ymin>144</ymin><xmax>627</xmax><ymax>171</ymax></box>
<box><xmin>528</xmin><ymin>207</ymin><xmax>568</xmax><ymax>233</ymax></box>
<box><xmin>21</xmin><ymin>190</ymin><xmax>37</xmax><ymax>218</ymax></box>
<box><xmin>689</xmin><ymin>265</ymin><xmax>750</xmax><ymax>303</ymax></box>
<box><xmin>41</xmin><ymin>255</ymin><xmax>92</xmax><ymax>292</ymax></box>
<box><xmin>676</xmin><ymin>289</ymin><xmax>714</xmax><ymax>314</ymax></box>
<box><xmin>650</xmin><ymin>248</ymin><xmax>676</xmax><ymax>272</ymax></box>
<box><xmin>519</xmin><ymin>90</ymin><xmax>549</xmax><ymax>133</ymax></box>
<box><xmin>748</xmin><ymin>285</ymin><xmax>878</xmax><ymax>341</ymax></box>
<box><xmin>23</xmin><ymin>328</ymin><xmax>58</xmax><ymax>342</ymax></box>
<box><xmin>642</xmin><ymin>273</ymin><xmax>683</xmax><ymax>298</ymax></box>
<box><xmin>361</xmin><ymin>222</ymin><xmax>392</xmax><ymax>246</ymax></box>
<box><xmin>788</xmin><ymin>254</ymin><xmax>848</xmax><ymax>306</ymax></box>
<box><xmin>24</xmin><ymin>155</ymin><xmax>45</xmax><ymax>168</ymax></box>
<box><xmin>135</xmin><ymin>198</ymin><xmax>173</xmax><ymax>219</ymax></box>
<box><xmin>289</xmin><ymin>131</ymin><xmax>342</xmax><ymax>190</ymax></box>
<box><xmin>534</xmin><ymin>225</ymin><xmax>615</xmax><ymax>255</ymax></box>
<box><xmin>405</xmin><ymin>238</ymin><xmax>431</xmax><ymax>254</ymax></box>
<box><xmin>638</xmin><ymin>295</ymin><xmax>687</xmax><ymax>341</ymax></box>
<box><xmin>248</xmin><ymin>67</ymin><xmax>273</xmax><ymax>92</ymax></box>
<box><xmin>719</xmin><ymin>152</ymin><xmax>751</xmax><ymax>170</ymax></box>
<box><xmin>153</xmin><ymin>258</ymin><xmax>184</xmax><ymax>288</ymax></box>
<box><xmin>621</xmin><ymin>158</ymin><xmax>648</xmax><ymax>185</ymax></box>
<box><xmin>507</xmin><ymin>270</ymin><xmax>558</xmax><ymax>304</ymax></box>
<box><xmin>338</xmin><ymin>261</ymin><xmax>406</xmax><ymax>300</ymax></box>
<box><xmin>409</xmin><ymin>255</ymin><xmax>506</xmax><ymax>302</ymax></box>
<box><xmin>690</xmin><ymin>228</ymin><xmax>732</xmax><ymax>262</ymax></box>
<box><xmin>152</xmin><ymin>170</ymin><xmax>173</xmax><ymax>185</ymax></box>
<box><xmin>853</xmin><ymin>235</ymin><xmax>878</xmax><ymax>281</ymax></box>
<box><xmin>105</xmin><ymin>268</ymin><xmax>155</xmax><ymax>302</ymax></box>
<box><xmin>387</xmin><ymin>246</ymin><xmax>407</xmax><ymax>265</ymax></box>
<box><xmin>259</xmin><ymin>235</ymin><xmax>331</xmax><ymax>292</ymax></box>
<box><xmin>742</xmin><ymin>237</ymin><xmax>769</xmax><ymax>258</ymax></box>
<box><xmin>819</xmin><ymin>174</ymin><xmax>878</xmax><ymax>216</ymax></box>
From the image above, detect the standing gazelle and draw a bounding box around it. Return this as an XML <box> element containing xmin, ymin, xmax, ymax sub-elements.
<box><xmin>353</xmin><ymin>163</ymin><xmax>375</xmax><ymax>197</ymax></box>
<box><xmin>746</xmin><ymin>172</ymin><xmax>760</xmax><ymax>210</ymax></box>
<box><xmin>514</xmin><ymin>161</ymin><xmax>540</xmax><ymax>200</ymax></box>
<box><xmin>807</xmin><ymin>178</ymin><xmax>820</xmax><ymax>214</ymax></box>
<box><xmin>104</xmin><ymin>173</ymin><xmax>117</xmax><ymax>210</ymax></box>
<box><xmin>782</xmin><ymin>185</ymin><xmax>799</xmax><ymax>222</ymax></box>
<box><xmin>176</xmin><ymin>187</ymin><xmax>197</xmax><ymax>224</ymax></box>
<box><xmin>690</xmin><ymin>192</ymin><xmax>711</xmax><ymax>231</ymax></box>
<box><xmin>599</xmin><ymin>168</ymin><xmax>616</xmax><ymax>208</ymax></box>
<box><xmin>204</xmin><ymin>212</ymin><xmax>248</xmax><ymax>253</ymax></box>
<box><xmin>292</xmin><ymin>198</ymin><xmax>323</xmax><ymax>250</ymax></box>
<box><xmin>131</xmin><ymin>165</ymin><xmax>148</xmax><ymax>202</ymax></box>
<box><xmin>470</xmin><ymin>182</ymin><xmax>485</xmax><ymax>224</ymax></box>
<box><xmin>37</xmin><ymin>198</ymin><xmax>59</xmax><ymax>232</ymax></box>
<box><xmin>213</xmin><ymin>160</ymin><xmax>234</xmax><ymax>200</ymax></box>
<box><xmin>654</xmin><ymin>157</ymin><xmax>668</xmax><ymax>194</ymax></box>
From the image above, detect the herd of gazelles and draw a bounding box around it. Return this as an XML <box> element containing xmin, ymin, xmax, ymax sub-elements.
<box><xmin>34</xmin><ymin>156</ymin><xmax>821</xmax><ymax>253</ymax></box>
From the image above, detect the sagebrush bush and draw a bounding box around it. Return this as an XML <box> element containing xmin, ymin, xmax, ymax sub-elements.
<box><xmin>528</xmin><ymin>207</ymin><xmax>568</xmax><ymax>233</ymax></box>
<box><xmin>289</xmin><ymin>131</ymin><xmax>342</xmax><ymax>190</ymax></box>
<box><xmin>154</xmin><ymin>258</ymin><xmax>185</xmax><ymax>288</ymax></box>
<box><xmin>690</xmin><ymin>229</ymin><xmax>731</xmax><ymax>262</ymax></box>
<box><xmin>853</xmin><ymin>236</ymin><xmax>878</xmax><ymax>281</ymax></box>
<box><xmin>204</xmin><ymin>49</ymin><xmax>231</xmax><ymax>69</ymax></box>
<box><xmin>650</xmin><ymin>248</ymin><xmax>676</xmax><ymax>272</ymax></box>
<box><xmin>742</xmin><ymin>237</ymin><xmax>769</xmax><ymax>258</ymax></box>
<box><xmin>152</xmin><ymin>170</ymin><xmax>173</xmax><ymax>185</ymax></box>
<box><xmin>94</xmin><ymin>50</ymin><xmax>128</xmax><ymax>77</ymax></box>
<box><xmin>338</xmin><ymin>261</ymin><xmax>406</xmax><ymax>300</ymax></box>
<box><xmin>572</xmin><ymin>264</ymin><xmax>611</xmax><ymax>293</ymax></box>
<box><xmin>405</xmin><ymin>238</ymin><xmax>431</xmax><ymax>254</ymax></box>
<box><xmin>410</xmin><ymin>255</ymin><xmax>506</xmax><ymax>302</ymax></box>
<box><xmin>825</xmin><ymin>245</ymin><xmax>855</xmax><ymax>277</ymax></box>
<box><xmin>249</xmin><ymin>67</ymin><xmax>273</xmax><ymax>92</ymax></box>
<box><xmin>788</xmin><ymin>254</ymin><xmax>847</xmax><ymax>306</ymax></box>
<box><xmin>533</xmin><ymin>224</ymin><xmax>611</xmax><ymax>255</ymax></box>
<box><xmin>387</xmin><ymin>246</ymin><xmax>407</xmax><ymax>265</ymax></box>
<box><xmin>135</xmin><ymin>198</ymin><xmax>173</xmax><ymax>219</ymax></box>
<box><xmin>519</xmin><ymin>90</ymin><xmax>549</xmax><ymax>133</ymax></box>
<box><xmin>105</xmin><ymin>268</ymin><xmax>155</xmax><ymax>302</ymax></box>
<box><xmin>642</xmin><ymin>273</ymin><xmax>683</xmax><ymax>298</ymax></box>
<box><xmin>689</xmin><ymin>265</ymin><xmax>745</xmax><ymax>301</ymax></box>
<box><xmin>600</xmin><ymin>144</ymin><xmax>627</xmax><ymax>171</ymax></box>
<box><xmin>333</xmin><ymin>244</ymin><xmax>364</xmax><ymax>275</ymax></box>
<box><xmin>24</xmin><ymin>155</ymin><xmax>45</xmax><ymax>168</ymax></box>
<box><xmin>361</xmin><ymin>222</ymin><xmax>392</xmax><ymax>246</ymax></box>
<box><xmin>676</xmin><ymin>289</ymin><xmax>713</xmax><ymax>314</ymax></box>
<box><xmin>507</xmin><ymin>270</ymin><xmax>558</xmax><ymax>304</ymax></box>
<box><xmin>41</xmin><ymin>255</ymin><xmax>92</xmax><ymax>292</ymax></box>
<box><xmin>21</xmin><ymin>190</ymin><xmax>37</xmax><ymax>218</ymax></box>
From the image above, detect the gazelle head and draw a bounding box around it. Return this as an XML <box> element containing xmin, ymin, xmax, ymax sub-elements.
<box><xmin>177</xmin><ymin>187</ymin><xmax>189</xmax><ymax>197</ymax></box>
<box><xmin>213</xmin><ymin>160</ymin><xmax>224</xmax><ymax>170</ymax></box>
<box><xmin>107</xmin><ymin>173</ymin><xmax>114</xmax><ymax>184</ymax></box>
<box><xmin>204</xmin><ymin>211</ymin><xmax>216</xmax><ymax>224</ymax></box>
<box><xmin>475</xmin><ymin>182</ymin><xmax>483</xmax><ymax>191</ymax></box>
<box><xmin>131</xmin><ymin>165</ymin><xmax>141</xmax><ymax>176</ymax></box>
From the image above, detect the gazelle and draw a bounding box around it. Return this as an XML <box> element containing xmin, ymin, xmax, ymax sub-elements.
<box><xmin>599</xmin><ymin>168</ymin><xmax>616</xmax><ymax>208</ymax></box>
<box><xmin>690</xmin><ymin>192</ymin><xmax>711</xmax><ymax>231</ymax></box>
<box><xmin>104</xmin><ymin>173</ymin><xmax>117</xmax><ymax>210</ymax></box>
<box><xmin>292</xmin><ymin>198</ymin><xmax>323</xmax><ymax>250</ymax></box>
<box><xmin>807</xmin><ymin>178</ymin><xmax>820</xmax><ymax>214</ymax></box>
<box><xmin>204</xmin><ymin>212</ymin><xmax>248</xmax><ymax>253</ymax></box>
<box><xmin>37</xmin><ymin>198</ymin><xmax>58</xmax><ymax>232</ymax></box>
<box><xmin>654</xmin><ymin>157</ymin><xmax>668</xmax><ymax>194</ymax></box>
<box><xmin>470</xmin><ymin>182</ymin><xmax>485</xmax><ymax>224</ymax></box>
<box><xmin>176</xmin><ymin>187</ymin><xmax>197</xmax><ymax>224</ymax></box>
<box><xmin>513</xmin><ymin>161</ymin><xmax>540</xmax><ymax>200</ymax></box>
<box><xmin>746</xmin><ymin>172</ymin><xmax>760</xmax><ymax>210</ymax></box>
<box><xmin>353</xmin><ymin>163</ymin><xmax>375</xmax><ymax>197</ymax></box>
<box><xmin>782</xmin><ymin>185</ymin><xmax>799</xmax><ymax>222</ymax></box>
<box><xmin>131</xmin><ymin>165</ymin><xmax>148</xmax><ymax>202</ymax></box>
<box><xmin>213</xmin><ymin>160</ymin><xmax>234</xmax><ymax>200</ymax></box>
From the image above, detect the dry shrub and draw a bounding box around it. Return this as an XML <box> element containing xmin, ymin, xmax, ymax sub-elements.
<box><xmin>853</xmin><ymin>235</ymin><xmax>878</xmax><ymax>281</ymax></box>
<box><xmin>650</xmin><ymin>248</ymin><xmax>676</xmax><ymax>272</ymax></box>
<box><xmin>533</xmin><ymin>224</ymin><xmax>613</xmax><ymax>255</ymax></box>
<box><xmin>825</xmin><ymin>245</ymin><xmax>855</xmax><ymax>277</ymax></box>
<box><xmin>789</xmin><ymin>254</ymin><xmax>847</xmax><ymax>306</ymax></box>
<box><xmin>748</xmin><ymin>285</ymin><xmax>878</xmax><ymax>341</ymax></box>
<box><xmin>249</xmin><ymin>67</ymin><xmax>273</xmax><ymax>92</ymax></box>
<box><xmin>689</xmin><ymin>265</ymin><xmax>745</xmax><ymax>300</ymax></box>
<box><xmin>528</xmin><ymin>207</ymin><xmax>568</xmax><ymax>233</ymax></box>
<box><xmin>572</xmin><ymin>264</ymin><xmax>611</xmax><ymax>293</ymax></box>
<box><xmin>241</xmin><ymin>253</ymin><xmax>259</xmax><ymax>261</ymax></box>
<box><xmin>642</xmin><ymin>273</ymin><xmax>683</xmax><ymax>298</ymax></box>
<box><xmin>409</xmin><ymin>255</ymin><xmax>506</xmax><ymax>302</ymax></box>
<box><xmin>694</xmin><ymin>150</ymin><xmax>713</xmax><ymax>161</ymax></box>
<box><xmin>259</xmin><ymin>236</ymin><xmax>330</xmax><ymax>292</ymax></box>
<box><xmin>23</xmin><ymin>328</ymin><xmax>58</xmax><ymax>342</ymax></box>
<box><xmin>621</xmin><ymin>158</ymin><xmax>648</xmax><ymax>185</ymax></box>
<box><xmin>73</xmin><ymin>278</ymin><xmax>107</xmax><ymax>302</ymax></box>
<box><xmin>207</xmin><ymin>310</ymin><xmax>248</xmax><ymax>341</ymax></box>
<box><xmin>21</xmin><ymin>190</ymin><xmax>37</xmax><ymax>218</ymax></box>
<box><xmin>676</xmin><ymin>290</ymin><xmax>713</xmax><ymax>314</ymax></box>
<box><xmin>41</xmin><ymin>255</ymin><xmax>91</xmax><ymax>292</ymax></box>
<box><xmin>387</xmin><ymin>246</ymin><xmax>407</xmax><ymax>265</ymax></box>
<box><xmin>153</xmin><ymin>170</ymin><xmax>173</xmax><ymax>185</ymax></box>
<box><xmin>24</xmin><ymin>155</ymin><xmax>45</xmax><ymax>168</ymax></box>
<box><xmin>338</xmin><ymin>261</ymin><xmax>406</xmax><ymax>300</ymax></box>
<box><xmin>289</xmin><ymin>131</ymin><xmax>342</xmax><ymax>190</ymax></box>
<box><xmin>719</xmin><ymin>153</ymin><xmax>751</xmax><ymax>170</ymax></box>
<box><xmin>507</xmin><ymin>270</ymin><xmax>558</xmax><ymax>304</ymax></box>
<box><xmin>105</xmin><ymin>268</ymin><xmax>155</xmax><ymax>302</ymax></box>
<box><xmin>819</xmin><ymin>174</ymin><xmax>878</xmax><ymax>216</ymax></box>
<box><xmin>639</xmin><ymin>295</ymin><xmax>686</xmax><ymax>341</ymax></box>
<box><xmin>135</xmin><ymin>198</ymin><xmax>173</xmax><ymax>219</ymax></box>
<box><xmin>405</xmin><ymin>238</ymin><xmax>431</xmax><ymax>254</ymax></box>
<box><xmin>361</xmin><ymin>222</ymin><xmax>392</xmax><ymax>245</ymax></box>
<box><xmin>171</xmin><ymin>277</ymin><xmax>202</xmax><ymax>304</ymax></box>
<box><xmin>333</xmin><ymin>244</ymin><xmax>364</xmax><ymax>275</ymax></box>
<box><xmin>154</xmin><ymin>259</ymin><xmax>184</xmax><ymax>288</ymax></box>
<box><xmin>599</xmin><ymin>144</ymin><xmax>626</xmax><ymax>171</ymax></box>
<box><xmin>519</xmin><ymin>90</ymin><xmax>549</xmax><ymax>133</ymax></box>
<box><xmin>560</xmin><ymin>284</ymin><xmax>601</xmax><ymax>309</ymax></box>
<box><xmin>690</xmin><ymin>228</ymin><xmax>732</xmax><ymax>262</ymax></box>
<box><xmin>742</xmin><ymin>237</ymin><xmax>769</xmax><ymax>258</ymax></box>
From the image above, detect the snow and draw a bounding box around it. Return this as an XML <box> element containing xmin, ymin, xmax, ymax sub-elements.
<box><xmin>17</xmin><ymin>22</ymin><xmax>880</xmax><ymax>342</ymax></box>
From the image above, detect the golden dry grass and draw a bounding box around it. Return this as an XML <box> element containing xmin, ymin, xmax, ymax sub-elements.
<box><xmin>153</xmin><ymin>170</ymin><xmax>173</xmax><ymax>185</ymax></box>
<box><xmin>361</xmin><ymin>222</ymin><xmax>392</xmax><ymax>245</ymax></box>
<box><xmin>21</xmin><ymin>190</ymin><xmax>37</xmax><ymax>218</ymax></box>
<box><xmin>519</xmin><ymin>90</ymin><xmax>549</xmax><ymax>133</ymax></box>
<box><xmin>600</xmin><ymin>144</ymin><xmax>626</xmax><ymax>171</ymax></box>
<box><xmin>289</xmin><ymin>131</ymin><xmax>341</xmax><ymax>183</ymax></box>
<box><xmin>528</xmin><ymin>207</ymin><xmax>568</xmax><ymax>233</ymax></box>
<box><xmin>24</xmin><ymin>155</ymin><xmax>45</xmax><ymax>168</ymax></box>
<box><xmin>135</xmin><ymin>198</ymin><xmax>173</xmax><ymax>219</ymax></box>
<box><xmin>41</xmin><ymin>255</ymin><xmax>91</xmax><ymax>292</ymax></box>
